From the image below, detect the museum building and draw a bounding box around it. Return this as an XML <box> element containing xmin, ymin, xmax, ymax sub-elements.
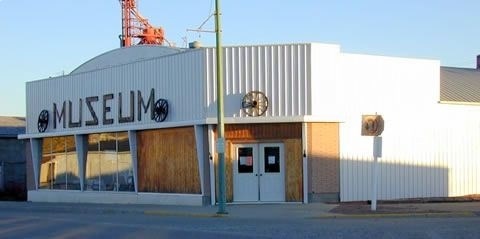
<box><xmin>19</xmin><ymin>43</ymin><xmax>480</xmax><ymax>205</ymax></box>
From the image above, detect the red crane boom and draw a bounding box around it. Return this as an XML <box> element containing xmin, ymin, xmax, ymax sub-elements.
<box><xmin>119</xmin><ymin>0</ymin><xmax>166</xmax><ymax>47</ymax></box>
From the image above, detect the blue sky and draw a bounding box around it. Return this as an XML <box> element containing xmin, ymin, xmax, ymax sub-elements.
<box><xmin>1</xmin><ymin>0</ymin><xmax>479</xmax><ymax>116</ymax></box>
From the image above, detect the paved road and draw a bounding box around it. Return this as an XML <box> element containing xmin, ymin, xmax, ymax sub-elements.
<box><xmin>1</xmin><ymin>209</ymin><xmax>479</xmax><ymax>238</ymax></box>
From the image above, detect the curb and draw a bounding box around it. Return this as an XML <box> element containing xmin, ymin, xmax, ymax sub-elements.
<box><xmin>143</xmin><ymin>210</ymin><xmax>228</xmax><ymax>218</ymax></box>
<box><xmin>310</xmin><ymin>211</ymin><xmax>477</xmax><ymax>219</ymax></box>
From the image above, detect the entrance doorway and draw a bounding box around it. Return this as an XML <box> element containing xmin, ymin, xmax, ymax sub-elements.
<box><xmin>233</xmin><ymin>143</ymin><xmax>285</xmax><ymax>202</ymax></box>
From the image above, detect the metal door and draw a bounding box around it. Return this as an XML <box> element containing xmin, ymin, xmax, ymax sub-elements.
<box><xmin>259</xmin><ymin>143</ymin><xmax>285</xmax><ymax>202</ymax></box>
<box><xmin>233</xmin><ymin>144</ymin><xmax>258</xmax><ymax>201</ymax></box>
<box><xmin>233</xmin><ymin>143</ymin><xmax>285</xmax><ymax>202</ymax></box>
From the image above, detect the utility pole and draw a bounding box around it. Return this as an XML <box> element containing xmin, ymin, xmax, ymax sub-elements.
<box><xmin>215</xmin><ymin>0</ymin><xmax>227</xmax><ymax>214</ymax></box>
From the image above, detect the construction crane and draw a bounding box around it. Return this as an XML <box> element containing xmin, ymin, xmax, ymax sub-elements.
<box><xmin>119</xmin><ymin>0</ymin><xmax>167</xmax><ymax>47</ymax></box>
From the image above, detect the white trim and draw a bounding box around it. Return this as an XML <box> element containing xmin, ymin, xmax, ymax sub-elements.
<box><xmin>30</xmin><ymin>138</ymin><xmax>42</xmax><ymax>190</ymax></box>
<box><xmin>208</xmin><ymin>125</ymin><xmax>216</xmax><ymax>205</ymax></box>
<box><xmin>28</xmin><ymin>190</ymin><xmax>203</xmax><ymax>206</ymax></box>
<box><xmin>20</xmin><ymin>117</ymin><xmax>343</xmax><ymax>140</ymax></box>
<box><xmin>438</xmin><ymin>101</ymin><xmax>480</xmax><ymax>106</ymax></box>
<box><xmin>302</xmin><ymin>123</ymin><xmax>308</xmax><ymax>204</ymax></box>
<box><xmin>18</xmin><ymin>120</ymin><xmax>207</xmax><ymax>139</ymax></box>
<box><xmin>205</xmin><ymin>116</ymin><xmax>342</xmax><ymax>124</ymax></box>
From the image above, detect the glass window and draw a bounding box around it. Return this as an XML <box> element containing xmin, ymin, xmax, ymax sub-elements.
<box><xmin>40</xmin><ymin>138</ymin><xmax>54</xmax><ymax>189</ymax></box>
<box><xmin>86</xmin><ymin>134</ymin><xmax>101</xmax><ymax>191</ymax></box>
<box><xmin>99</xmin><ymin>133</ymin><xmax>117</xmax><ymax>191</ymax></box>
<box><xmin>86</xmin><ymin>132</ymin><xmax>133</xmax><ymax>192</ymax></box>
<box><xmin>39</xmin><ymin>136</ymin><xmax>80</xmax><ymax>190</ymax></box>
<box><xmin>66</xmin><ymin>137</ymin><xmax>80</xmax><ymax>190</ymax></box>
<box><xmin>264</xmin><ymin>147</ymin><xmax>280</xmax><ymax>173</ymax></box>
<box><xmin>117</xmin><ymin>132</ymin><xmax>134</xmax><ymax>191</ymax></box>
<box><xmin>238</xmin><ymin>147</ymin><xmax>254</xmax><ymax>173</ymax></box>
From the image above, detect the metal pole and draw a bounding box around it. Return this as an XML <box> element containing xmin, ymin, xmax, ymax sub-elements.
<box><xmin>215</xmin><ymin>0</ymin><xmax>227</xmax><ymax>214</ymax></box>
<box><xmin>371</xmin><ymin>149</ymin><xmax>378</xmax><ymax>211</ymax></box>
<box><xmin>371</xmin><ymin>136</ymin><xmax>381</xmax><ymax>211</ymax></box>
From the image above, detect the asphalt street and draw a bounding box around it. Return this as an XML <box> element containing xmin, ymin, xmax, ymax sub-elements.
<box><xmin>0</xmin><ymin>201</ymin><xmax>479</xmax><ymax>238</ymax></box>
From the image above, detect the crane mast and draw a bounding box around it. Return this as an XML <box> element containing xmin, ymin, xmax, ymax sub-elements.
<box><xmin>119</xmin><ymin>0</ymin><xmax>166</xmax><ymax>47</ymax></box>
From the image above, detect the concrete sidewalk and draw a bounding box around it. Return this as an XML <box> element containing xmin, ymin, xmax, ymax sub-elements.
<box><xmin>0</xmin><ymin>201</ymin><xmax>479</xmax><ymax>219</ymax></box>
<box><xmin>326</xmin><ymin>201</ymin><xmax>480</xmax><ymax>218</ymax></box>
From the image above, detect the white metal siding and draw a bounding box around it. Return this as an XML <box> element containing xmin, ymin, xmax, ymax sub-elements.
<box><xmin>340</xmin><ymin>108</ymin><xmax>480</xmax><ymax>201</ymax></box>
<box><xmin>338</xmin><ymin>53</ymin><xmax>480</xmax><ymax>201</ymax></box>
<box><xmin>71</xmin><ymin>46</ymin><xmax>183</xmax><ymax>74</ymax></box>
<box><xmin>310</xmin><ymin>43</ymin><xmax>341</xmax><ymax>119</ymax></box>
<box><xmin>26</xmin><ymin>49</ymin><xmax>205</xmax><ymax>135</ymax></box>
<box><xmin>204</xmin><ymin>44</ymin><xmax>311</xmax><ymax>118</ymax></box>
<box><xmin>23</xmin><ymin>42</ymin><xmax>480</xmax><ymax>202</ymax></box>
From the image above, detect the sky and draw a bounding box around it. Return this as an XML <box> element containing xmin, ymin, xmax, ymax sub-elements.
<box><xmin>0</xmin><ymin>0</ymin><xmax>479</xmax><ymax>117</ymax></box>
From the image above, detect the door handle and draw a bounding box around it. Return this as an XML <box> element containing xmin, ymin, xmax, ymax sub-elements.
<box><xmin>259</xmin><ymin>173</ymin><xmax>263</xmax><ymax>176</ymax></box>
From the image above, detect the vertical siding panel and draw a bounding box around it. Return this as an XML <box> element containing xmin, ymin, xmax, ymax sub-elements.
<box><xmin>256</xmin><ymin>46</ymin><xmax>261</xmax><ymax>92</ymax></box>
<box><xmin>305</xmin><ymin>44</ymin><xmax>311</xmax><ymax>115</ymax></box>
<box><xmin>265</xmin><ymin>46</ymin><xmax>272</xmax><ymax>116</ymax></box>
<box><xmin>345</xmin><ymin>156</ymin><xmax>351</xmax><ymax>201</ymax></box>
<box><xmin>345</xmin><ymin>155</ymin><xmax>352</xmax><ymax>201</ymax></box>
<box><xmin>27</xmin><ymin>49</ymin><xmax>206</xmax><ymax>135</ymax></box>
<box><xmin>275</xmin><ymin>46</ymin><xmax>280</xmax><ymax>116</ymax></box>
<box><xmin>248</xmin><ymin>47</ymin><xmax>254</xmax><ymax>91</ymax></box>
<box><xmin>300</xmin><ymin>44</ymin><xmax>307</xmax><ymax>115</ymax></box>
<box><xmin>287</xmin><ymin>46</ymin><xmax>294</xmax><ymax>116</ymax></box>
<box><xmin>268</xmin><ymin>46</ymin><xmax>275</xmax><ymax>116</ymax></box>
<box><xmin>225</xmin><ymin>47</ymin><xmax>231</xmax><ymax>95</ymax></box>
<box><xmin>294</xmin><ymin>45</ymin><xmax>301</xmax><ymax>115</ymax></box>
<box><xmin>279</xmin><ymin>46</ymin><xmax>285</xmax><ymax>116</ymax></box>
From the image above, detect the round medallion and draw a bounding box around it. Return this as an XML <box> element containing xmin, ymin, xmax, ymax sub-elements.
<box><xmin>241</xmin><ymin>91</ymin><xmax>269</xmax><ymax>116</ymax></box>
<box><xmin>37</xmin><ymin>110</ymin><xmax>49</xmax><ymax>132</ymax></box>
<box><xmin>153</xmin><ymin>99</ymin><xmax>168</xmax><ymax>122</ymax></box>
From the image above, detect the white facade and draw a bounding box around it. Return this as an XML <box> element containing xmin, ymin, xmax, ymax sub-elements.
<box><xmin>21</xmin><ymin>43</ymin><xmax>480</xmax><ymax>204</ymax></box>
<box><xmin>25</xmin><ymin>47</ymin><xmax>206</xmax><ymax>137</ymax></box>
<box><xmin>336</xmin><ymin>54</ymin><xmax>480</xmax><ymax>201</ymax></box>
<box><xmin>24</xmin><ymin>44</ymin><xmax>329</xmax><ymax>138</ymax></box>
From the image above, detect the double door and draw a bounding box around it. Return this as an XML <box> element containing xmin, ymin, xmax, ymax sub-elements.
<box><xmin>233</xmin><ymin>143</ymin><xmax>285</xmax><ymax>202</ymax></box>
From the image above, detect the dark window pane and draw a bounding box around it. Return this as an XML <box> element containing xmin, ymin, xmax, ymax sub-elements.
<box><xmin>99</xmin><ymin>133</ymin><xmax>116</xmax><ymax>151</ymax></box>
<box><xmin>87</xmin><ymin>134</ymin><xmax>100</xmax><ymax>152</ymax></box>
<box><xmin>238</xmin><ymin>147</ymin><xmax>253</xmax><ymax>173</ymax></box>
<box><xmin>264</xmin><ymin>147</ymin><xmax>280</xmax><ymax>173</ymax></box>
<box><xmin>117</xmin><ymin>132</ymin><xmax>130</xmax><ymax>152</ymax></box>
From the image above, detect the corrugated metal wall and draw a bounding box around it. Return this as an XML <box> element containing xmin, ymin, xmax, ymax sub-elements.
<box><xmin>204</xmin><ymin>44</ymin><xmax>311</xmax><ymax>118</ymax></box>
<box><xmin>340</xmin><ymin>109</ymin><xmax>480</xmax><ymax>201</ymax></box>
<box><xmin>337</xmin><ymin>53</ymin><xmax>480</xmax><ymax>201</ymax></box>
<box><xmin>26</xmin><ymin>49</ymin><xmax>205</xmax><ymax>134</ymax></box>
<box><xmin>27</xmin><ymin>44</ymin><xmax>315</xmax><ymax>135</ymax></box>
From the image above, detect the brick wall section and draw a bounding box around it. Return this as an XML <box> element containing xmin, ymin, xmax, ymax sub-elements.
<box><xmin>308</xmin><ymin>123</ymin><xmax>340</xmax><ymax>194</ymax></box>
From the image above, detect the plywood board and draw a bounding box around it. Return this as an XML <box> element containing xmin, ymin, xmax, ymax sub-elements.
<box><xmin>285</xmin><ymin>139</ymin><xmax>303</xmax><ymax>202</ymax></box>
<box><xmin>137</xmin><ymin>127</ymin><xmax>201</xmax><ymax>194</ymax></box>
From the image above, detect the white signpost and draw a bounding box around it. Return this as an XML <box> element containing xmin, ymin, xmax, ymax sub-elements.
<box><xmin>361</xmin><ymin>115</ymin><xmax>384</xmax><ymax>211</ymax></box>
<box><xmin>372</xmin><ymin>136</ymin><xmax>382</xmax><ymax>211</ymax></box>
